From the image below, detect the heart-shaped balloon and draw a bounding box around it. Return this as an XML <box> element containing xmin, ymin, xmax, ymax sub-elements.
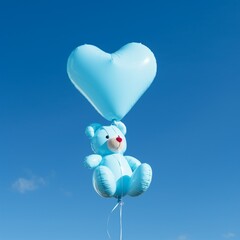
<box><xmin>67</xmin><ymin>42</ymin><xmax>157</xmax><ymax>121</ymax></box>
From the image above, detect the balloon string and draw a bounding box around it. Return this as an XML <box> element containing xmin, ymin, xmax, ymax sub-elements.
<box><xmin>119</xmin><ymin>199</ymin><xmax>123</xmax><ymax>240</ymax></box>
<box><xmin>107</xmin><ymin>198</ymin><xmax>124</xmax><ymax>240</ymax></box>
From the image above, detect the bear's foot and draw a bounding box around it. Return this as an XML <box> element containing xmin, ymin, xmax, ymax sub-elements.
<box><xmin>128</xmin><ymin>163</ymin><xmax>152</xmax><ymax>197</ymax></box>
<box><xmin>93</xmin><ymin>166</ymin><xmax>116</xmax><ymax>198</ymax></box>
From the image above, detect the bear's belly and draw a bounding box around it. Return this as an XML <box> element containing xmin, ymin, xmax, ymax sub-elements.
<box><xmin>101</xmin><ymin>154</ymin><xmax>132</xmax><ymax>180</ymax></box>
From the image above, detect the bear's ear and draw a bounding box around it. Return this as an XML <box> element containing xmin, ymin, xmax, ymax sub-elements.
<box><xmin>85</xmin><ymin>123</ymin><xmax>101</xmax><ymax>139</ymax></box>
<box><xmin>113</xmin><ymin>121</ymin><xmax>127</xmax><ymax>135</ymax></box>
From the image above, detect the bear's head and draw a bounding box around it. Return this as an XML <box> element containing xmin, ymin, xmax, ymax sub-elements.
<box><xmin>85</xmin><ymin>121</ymin><xmax>127</xmax><ymax>155</ymax></box>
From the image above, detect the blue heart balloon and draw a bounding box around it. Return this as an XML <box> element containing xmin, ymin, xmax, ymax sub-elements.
<box><xmin>67</xmin><ymin>42</ymin><xmax>157</xmax><ymax>121</ymax></box>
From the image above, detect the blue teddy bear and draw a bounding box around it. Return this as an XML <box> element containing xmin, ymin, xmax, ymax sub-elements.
<box><xmin>85</xmin><ymin>121</ymin><xmax>152</xmax><ymax>199</ymax></box>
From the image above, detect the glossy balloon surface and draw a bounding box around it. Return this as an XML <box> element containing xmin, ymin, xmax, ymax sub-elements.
<box><xmin>67</xmin><ymin>43</ymin><xmax>157</xmax><ymax>121</ymax></box>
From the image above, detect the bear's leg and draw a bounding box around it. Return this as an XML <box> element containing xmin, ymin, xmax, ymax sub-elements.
<box><xmin>93</xmin><ymin>166</ymin><xmax>116</xmax><ymax>198</ymax></box>
<box><xmin>128</xmin><ymin>163</ymin><xmax>152</xmax><ymax>197</ymax></box>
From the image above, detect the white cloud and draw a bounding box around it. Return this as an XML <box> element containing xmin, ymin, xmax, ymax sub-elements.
<box><xmin>223</xmin><ymin>232</ymin><xmax>236</xmax><ymax>239</ymax></box>
<box><xmin>178</xmin><ymin>235</ymin><xmax>188</xmax><ymax>240</ymax></box>
<box><xmin>12</xmin><ymin>176</ymin><xmax>46</xmax><ymax>193</ymax></box>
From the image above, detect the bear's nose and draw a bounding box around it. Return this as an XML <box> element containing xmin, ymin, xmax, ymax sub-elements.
<box><xmin>116</xmin><ymin>136</ymin><xmax>122</xmax><ymax>143</ymax></box>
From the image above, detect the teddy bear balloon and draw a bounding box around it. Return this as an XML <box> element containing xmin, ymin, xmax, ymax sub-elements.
<box><xmin>85</xmin><ymin>121</ymin><xmax>152</xmax><ymax>199</ymax></box>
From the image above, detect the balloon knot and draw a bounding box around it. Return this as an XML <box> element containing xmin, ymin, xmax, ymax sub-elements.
<box><xmin>112</xmin><ymin>119</ymin><xmax>117</xmax><ymax>125</ymax></box>
<box><xmin>118</xmin><ymin>197</ymin><xmax>124</xmax><ymax>206</ymax></box>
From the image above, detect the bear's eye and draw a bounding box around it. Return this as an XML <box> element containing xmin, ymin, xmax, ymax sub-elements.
<box><xmin>106</xmin><ymin>135</ymin><xmax>109</xmax><ymax>139</ymax></box>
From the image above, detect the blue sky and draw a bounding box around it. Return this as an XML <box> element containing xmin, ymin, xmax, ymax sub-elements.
<box><xmin>0</xmin><ymin>0</ymin><xmax>240</xmax><ymax>240</ymax></box>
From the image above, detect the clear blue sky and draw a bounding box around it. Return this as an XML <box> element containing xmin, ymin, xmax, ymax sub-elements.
<box><xmin>0</xmin><ymin>0</ymin><xmax>240</xmax><ymax>240</ymax></box>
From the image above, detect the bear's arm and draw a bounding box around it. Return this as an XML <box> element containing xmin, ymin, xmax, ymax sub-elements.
<box><xmin>125</xmin><ymin>156</ymin><xmax>141</xmax><ymax>171</ymax></box>
<box><xmin>84</xmin><ymin>154</ymin><xmax>102</xmax><ymax>169</ymax></box>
